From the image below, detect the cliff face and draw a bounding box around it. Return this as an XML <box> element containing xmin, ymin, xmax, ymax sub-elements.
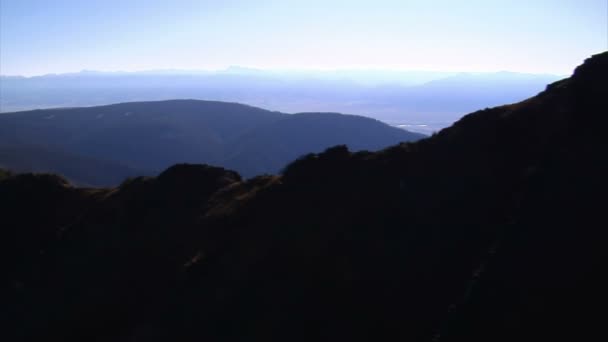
<box><xmin>2</xmin><ymin>52</ymin><xmax>607</xmax><ymax>342</ymax></box>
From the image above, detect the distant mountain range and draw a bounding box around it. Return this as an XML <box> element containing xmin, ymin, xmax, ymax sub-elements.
<box><xmin>2</xmin><ymin>52</ymin><xmax>606</xmax><ymax>342</ymax></box>
<box><xmin>0</xmin><ymin>68</ymin><xmax>561</xmax><ymax>127</ymax></box>
<box><xmin>0</xmin><ymin>100</ymin><xmax>424</xmax><ymax>185</ymax></box>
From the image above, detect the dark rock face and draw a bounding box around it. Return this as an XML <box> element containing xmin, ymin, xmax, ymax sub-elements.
<box><xmin>2</xmin><ymin>52</ymin><xmax>607</xmax><ymax>342</ymax></box>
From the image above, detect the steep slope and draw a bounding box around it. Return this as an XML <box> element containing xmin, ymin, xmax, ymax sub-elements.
<box><xmin>2</xmin><ymin>52</ymin><xmax>606</xmax><ymax>342</ymax></box>
<box><xmin>0</xmin><ymin>100</ymin><xmax>422</xmax><ymax>184</ymax></box>
<box><xmin>2</xmin><ymin>164</ymin><xmax>243</xmax><ymax>342</ymax></box>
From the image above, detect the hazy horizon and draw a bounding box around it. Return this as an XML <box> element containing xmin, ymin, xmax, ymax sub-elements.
<box><xmin>1</xmin><ymin>0</ymin><xmax>606</xmax><ymax>76</ymax></box>
<box><xmin>0</xmin><ymin>65</ymin><xmax>567</xmax><ymax>87</ymax></box>
<box><xmin>0</xmin><ymin>66</ymin><xmax>563</xmax><ymax>123</ymax></box>
<box><xmin>0</xmin><ymin>67</ymin><xmax>567</xmax><ymax>79</ymax></box>
<box><xmin>1</xmin><ymin>0</ymin><xmax>605</xmax><ymax>131</ymax></box>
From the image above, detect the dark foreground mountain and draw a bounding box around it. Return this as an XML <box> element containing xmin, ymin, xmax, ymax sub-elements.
<box><xmin>0</xmin><ymin>100</ymin><xmax>424</xmax><ymax>184</ymax></box>
<box><xmin>2</xmin><ymin>52</ymin><xmax>607</xmax><ymax>342</ymax></box>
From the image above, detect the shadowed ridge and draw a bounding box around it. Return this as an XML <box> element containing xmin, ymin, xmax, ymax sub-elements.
<box><xmin>571</xmin><ymin>51</ymin><xmax>608</xmax><ymax>84</ymax></box>
<box><xmin>1</xmin><ymin>171</ymin><xmax>72</xmax><ymax>188</ymax></box>
<box><xmin>0</xmin><ymin>171</ymin><xmax>103</xmax><ymax>322</ymax></box>
<box><xmin>157</xmin><ymin>163</ymin><xmax>241</xmax><ymax>192</ymax></box>
<box><xmin>434</xmin><ymin>51</ymin><xmax>608</xmax><ymax>342</ymax></box>
<box><xmin>2</xmin><ymin>163</ymin><xmax>243</xmax><ymax>342</ymax></box>
<box><xmin>159</xmin><ymin>52</ymin><xmax>608</xmax><ymax>342</ymax></box>
<box><xmin>2</xmin><ymin>52</ymin><xmax>608</xmax><ymax>342</ymax></box>
<box><xmin>0</xmin><ymin>168</ymin><xmax>13</xmax><ymax>180</ymax></box>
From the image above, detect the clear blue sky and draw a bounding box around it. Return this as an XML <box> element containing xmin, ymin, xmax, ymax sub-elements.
<box><xmin>1</xmin><ymin>0</ymin><xmax>606</xmax><ymax>76</ymax></box>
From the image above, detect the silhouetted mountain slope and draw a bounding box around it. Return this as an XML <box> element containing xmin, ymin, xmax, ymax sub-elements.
<box><xmin>2</xmin><ymin>52</ymin><xmax>607</xmax><ymax>342</ymax></box>
<box><xmin>0</xmin><ymin>100</ymin><xmax>423</xmax><ymax>184</ymax></box>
